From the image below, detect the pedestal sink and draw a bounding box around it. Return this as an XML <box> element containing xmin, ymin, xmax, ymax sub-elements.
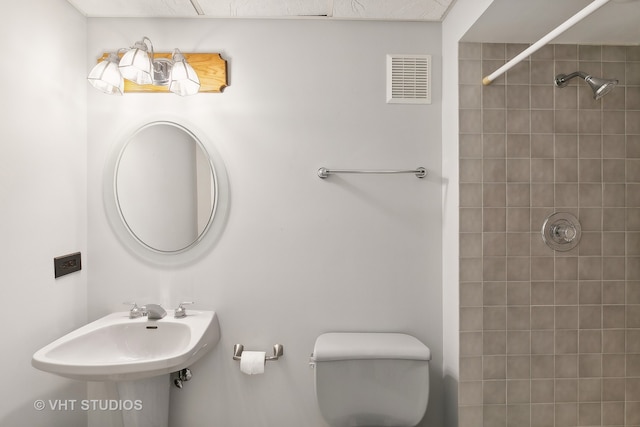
<box><xmin>32</xmin><ymin>310</ymin><xmax>220</xmax><ymax>427</ymax></box>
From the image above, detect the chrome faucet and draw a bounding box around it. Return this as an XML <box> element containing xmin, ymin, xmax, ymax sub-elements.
<box><xmin>124</xmin><ymin>302</ymin><xmax>167</xmax><ymax>319</ymax></box>
<box><xmin>145</xmin><ymin>304</ymin><xmax>167</xmax><ymax>320</ymax></box>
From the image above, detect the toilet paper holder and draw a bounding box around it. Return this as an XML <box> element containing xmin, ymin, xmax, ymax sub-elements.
<box><xmin>233</xmin><ymin>344</ymin><xmax>284</xmax><ymax>361</ymax></box>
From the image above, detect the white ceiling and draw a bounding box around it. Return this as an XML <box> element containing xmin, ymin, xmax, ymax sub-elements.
<box><xmin>66</xmin><ymin>0</ymin><xmax>639</xmax><ymax>44</ymax></box>
<box><xmin>66</xmin><ymin>0</ymin><xmax>455</xmax><ymax>20</ymax></box>
<box><xmin>462</xmin><ymin>0</ymin><xmax>640</xmax><ymax>46</ymax></box>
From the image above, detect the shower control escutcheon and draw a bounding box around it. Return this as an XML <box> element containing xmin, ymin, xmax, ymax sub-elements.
<box><xmin>541</xmin><ymin>212</ymin><xmax>581</xmax><ymax>252</ymax></box>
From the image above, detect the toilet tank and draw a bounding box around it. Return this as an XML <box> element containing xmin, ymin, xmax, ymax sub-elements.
<box><xmin>311</xmin><ymin>333</ymin><xmax>431</xmax><ymax>427</ymax></box>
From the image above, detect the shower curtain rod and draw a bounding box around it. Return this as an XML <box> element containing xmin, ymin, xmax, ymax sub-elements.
<box><xmin>482</xmin><ymin>0</ymin><xmax>612</xmax><ymax>86</ymax></box>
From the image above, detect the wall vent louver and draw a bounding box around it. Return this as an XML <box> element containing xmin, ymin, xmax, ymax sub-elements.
<box><xmin>386</xmin><ymin>54</ymin><xmax>431</xmax><ymax>105</ymax></box>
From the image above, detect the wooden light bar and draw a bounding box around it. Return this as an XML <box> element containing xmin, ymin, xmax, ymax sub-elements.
<box><xmin>98</xmin><ymin>52</ymin><xmax>228</xmax><ymax>93</ymax></box>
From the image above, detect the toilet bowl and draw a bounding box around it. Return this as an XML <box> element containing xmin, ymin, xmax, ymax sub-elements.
<box><xmin>311</xmin><ymin>332</ymin><xmax>431</xmax><ymax>427</ymax></box>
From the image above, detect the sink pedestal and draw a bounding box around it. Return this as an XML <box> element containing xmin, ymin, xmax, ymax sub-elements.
<box><xmin>88</xmin><ymin>375</ymin><xmax>170</xmax><ymax>427</ymax></box>
<box><xmin>118</xmin><ymin>375</ymin><xmax>170</xmax><ymax>427</ymax></box>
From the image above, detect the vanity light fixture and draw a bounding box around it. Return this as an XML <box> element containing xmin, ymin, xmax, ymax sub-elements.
<box><xmin>169</xmin><ymin>50</ymin><xmax>201</xmax><ymax>96</ymax></box>
<box><xmin>87</xmin><ymin>52</ymin><xmax>124</xmax><ymax>95</ymax></box>
<box><xmin>118</xmin><ymin>37</ymin><xmax>154</xmax><ymax>86</ymax></box>
<box><xmin>87</xmin><ymin>36</ymin><xmax>200</xmax><ymax>96</ymax></box>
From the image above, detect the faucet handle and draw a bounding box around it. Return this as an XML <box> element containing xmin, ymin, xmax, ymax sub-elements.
<box><xmin>123</xmin><ymin>302</ymin><xmax>146</xmax><ymax>319</ymax></box>
<box><xmin>175</xmin><ymin>301</ymin><xmax>194</xmax><ymax>318</ymax></box>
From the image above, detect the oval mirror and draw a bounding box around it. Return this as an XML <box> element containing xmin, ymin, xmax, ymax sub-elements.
<box><xmin>104</xmin><ymin>121</ymin><xmax>229</xmax><ymax>264</ymax></box>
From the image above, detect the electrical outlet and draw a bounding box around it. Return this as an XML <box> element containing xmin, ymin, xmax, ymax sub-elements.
<box><xmin>54</xmin><ymin>252</ymin><xmax>82</xmax><ymax>278</ymax></box>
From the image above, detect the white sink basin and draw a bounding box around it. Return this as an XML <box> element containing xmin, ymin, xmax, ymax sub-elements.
<box><xmin>32</xmin><ymin>310</ymin><xmax>220</xmax><ymax>381</ymax></box>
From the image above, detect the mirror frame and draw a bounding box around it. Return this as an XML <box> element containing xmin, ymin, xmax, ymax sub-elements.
<box><xmin>103</xmin><ymin>119</ymin><xmax>230</xmax><ymax>266</ymax></box>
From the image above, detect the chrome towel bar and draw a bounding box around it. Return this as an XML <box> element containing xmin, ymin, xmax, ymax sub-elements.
<box><xmin>317</xmin><ymin>167</ymin><xmax>427</xmax><ymax>179</ymax></box>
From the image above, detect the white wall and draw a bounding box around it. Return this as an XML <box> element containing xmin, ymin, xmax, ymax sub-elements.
<box><xmin>87</xmin><ymin>18</ymin><xmax>443</xmax><ymax>427</ymax></box>
<box><xmin>0</xmin><ymin>0</ymin><xmax>88</xmax><ymax>426</ymax></box>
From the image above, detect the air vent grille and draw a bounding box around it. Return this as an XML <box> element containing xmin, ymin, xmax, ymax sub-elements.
<box><xmin>386</xmin><ymin>54</ymin><xmax>431</xmax><ymax>104</ymax></box>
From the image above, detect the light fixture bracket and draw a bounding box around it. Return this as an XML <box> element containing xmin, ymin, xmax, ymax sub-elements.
<box><xmin>152</xmin><ymin>58</ymin><xmax>173</xmax><ymax>86</ymax></box>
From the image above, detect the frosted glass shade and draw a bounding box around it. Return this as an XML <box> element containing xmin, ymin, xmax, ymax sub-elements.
<box><xmin>169</xmin><ymin>58</ymin><xmax>200</xmax><ymax>96</ymax></box>
<box><xmin>87</xmin><ymin>53</ymin><xmax>124</xmax><ymax>96</ymax></box>
<box><xmin>119</xmin><ymin>47</ymin><xmax>152</xmax><ymax>85</ymax></box>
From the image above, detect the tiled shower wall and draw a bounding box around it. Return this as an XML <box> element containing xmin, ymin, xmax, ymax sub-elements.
<box><xmin>459</xmin><ymin>43</ymin><xmax>640</xmax><ymax>427</ymax></box>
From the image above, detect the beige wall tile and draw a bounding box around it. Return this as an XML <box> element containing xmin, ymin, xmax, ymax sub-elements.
<box><xmin>554</xmin><ymin>403</ymin><xmax>577</xmax><ymax>427</ymax></box>
<box><xmin>484</xmin><ymin>355</ymin><xmax>507</xmax><ymax>380</ymax></box>
<box><xmin>459</xmin><ymin>43</ymin><xmax>482</xmax><ymax>60</ymax></box>
<box><xmin>484</xmin><ymin>183</ymin><xmax>507</xmax><ymax>207</ymax></box>
<box><xmin>530</xmin><ymin>403</ymin><xmax>554</xmax><ymax>426</ymax></box>
<box><xmin>626</xmin><ymin>401</ymin><xmax>640</xmax><ymax>426</ymax></box>
<box><xmin>507</xmin><ymin>403</ymin><xmax>530</xmax><ymax>427</ymax></box>
<box><xmin>531</xmin><ymin>307</ymin><xmax>554</xmax><ymax>330</ymax></box>
<box><xmin>578</xmin><ymin>355</ymin><xmax>602</xmax><ymax>379</ymax></box>
<box><xmin>483</xmin><ymin>109</ymin><xmax>506</xmax><ymax>133</ymax></box>
<box><xmin>460</xmin><ymin>381</ymin><xmax>483</xmax><ymax>406</ymax></box>
<box><xmin>484</xmin><ymin>331</ymin><xmax>507</xmax><ymax>356</ymax></box>
<box><xmin>460</xmin><ymin>356</ymin><xmax>483</xmax><ymax>381</ymax></box>
<box><xmin>602</xmin><ymin>401</ymin><xmax>624</xmax><ymax>425</ymax></box>
<box><xmin>461</xmin><ymin>282</ymin><xmax>483</xmax><ymax>307</ymax></box>
<box><xmin>483</xmin><ymin>404</ymin><xmax>506</xmax><ymax>426</ymax></box>
<box><xmin>507</xmin><ymin>282</ymin><xmax>531</xmax><ymax>306</ymax></box>
<box><xmin>531</xmin><ymin>134</ymin><xmax>554</xmax><ymax>158</ymax></box>
<box><xmin>628</xmin><ymin>354</ymin><xmax>640</xmax><ymax>377</ymax></box>
<box><xmin>578</xmin><ymin>402</ymin><xmax>601</xmax><ymax>426</ymax></box>
<box><xmin>507</xmin><ymin>332</ymin><xmax>530</xmax><ymax>355</ymax></box>
<box><xmin>555</xmin><ymin>281</ymin><xmax>578</xmax><ymax>305</ymax></box>
<box><xmin>602</xmin><ymin>354</ymin><xmax>625</xmax><ymax>377</ymax></box>
<box><xmin>483</xmin><ymin>85</ymin><xmax>505</xmax><ymax>109</ymax></box>
<box><xmin>556</xmin><ymin>330</ymin><xmax>578</xmax><ymax>355</ymax></box>
<box><xmin>483</xmin><ymin>380</ymin><xmax>506</xmax><ymax>404</ymax></box>
<box><xmin>484</xmin><ymin>133</ymin><xmax>507</xmax><ymax>158</ymax></box>
<box><xmin>602</xmin><ymin>330</ymin><xmax>625</xmax><ymax>353</ymax></box>
<box><xmin>603</xmin><ymin>280</ymin><xmax>625</xmax><ymax>304</ymax></box>
<box><xmin>459</xmin><ymin>405</ymin><xmax>483</xmax><ymax>427</ymax></box>
<box><xmin>578</xmin><ymin>330</ymin><xmax>602</xmax><ymax>353</ymax></box>
<box><xmin>531</xmin><ymin>380</ymin><xmax>554</xmax><ymax>403</ymax></box>
<box><xmin>461</xmin><ymin>332</ymin><xmax>483</xmax><ymax>356</ymax></box>
<box><xmin>555</xmin><ymin>354</ymin><xmax>578</xmax><ymax>379</ymax></box>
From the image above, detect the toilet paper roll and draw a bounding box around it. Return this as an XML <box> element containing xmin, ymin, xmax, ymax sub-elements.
<box><xmin>240</xmin><ymin>351</ymin><xmax>266</xmax><ymax>375</ymax></box>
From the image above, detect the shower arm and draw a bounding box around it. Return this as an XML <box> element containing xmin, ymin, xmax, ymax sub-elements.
<box><xmin>554</xmin><ymin>71</ymin><xmax>588</xmax><ymax>87</ymax></box>
<box><xmin>482</xmin><ymin>0</ymin><xmax>611</xmax><ymax>86</ymax></box>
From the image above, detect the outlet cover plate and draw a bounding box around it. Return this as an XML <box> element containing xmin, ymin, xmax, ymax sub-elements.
<box><xmin>54</xmin><ymin>252</ymin><xmax>82</xmax><ymax>278</ymax></box>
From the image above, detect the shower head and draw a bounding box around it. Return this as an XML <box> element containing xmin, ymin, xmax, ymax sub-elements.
<box><xmin>554</xmin><ymin>71</ymin><xmax>619</xmax><ymax>100</ymax></box>
<box><xmin>585</xmin><ymin>75</ymin><xmax>619</xmax><ymax>99</ymax></box>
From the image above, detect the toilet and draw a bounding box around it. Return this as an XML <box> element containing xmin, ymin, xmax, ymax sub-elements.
<box><xmin>311</xmin><ymin>332</ymin><xmax>431</xmax><ymax>427</ymax></box>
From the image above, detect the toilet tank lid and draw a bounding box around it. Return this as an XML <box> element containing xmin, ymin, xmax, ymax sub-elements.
<box><xmin>311</xmin><ymin>333</ymin><xmax>431</xmax><ymax>362</ymax></box>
